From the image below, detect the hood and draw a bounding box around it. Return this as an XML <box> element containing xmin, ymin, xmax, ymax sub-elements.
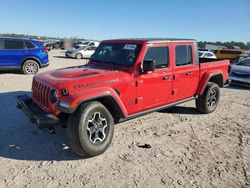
<box><xmin>34</xmin><ymin>65</ymin><xmax>130</xmax><ymax>92</ymax></box>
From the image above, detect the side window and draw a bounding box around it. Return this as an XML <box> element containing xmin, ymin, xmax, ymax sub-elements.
<box><xmin>144</xmin><ymin>46</ymin><xmax>169</xmax><ymax>69</ymax></box>
<box><xmin>175</xmin><ymin>45</ymin><xmax>192</xmax><ymax>66</ymax></box>
<box><xmin>25</xmin><ymin>42</ymin><xmax>35</xmax><ymax>49</ymax></box>
<box><xmin>0</xmin><ymin>40</ymin><xmax>4</xmax><ymax>49</ymax></box>
<box><xmin>5</xmin><ymin>40</ymin><xmax>24</xmax><ymax>49</ymax></box>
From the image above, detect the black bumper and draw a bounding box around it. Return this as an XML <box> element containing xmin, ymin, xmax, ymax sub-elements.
<box><xmin>16</xmin><ymin>95</ymin><xmax>60</xmax><ymax>129</ymax></box>
<box><xmin>224</xmin><ymin>79</ymin><xmax>231</xmax><ymax>87</ymax></box>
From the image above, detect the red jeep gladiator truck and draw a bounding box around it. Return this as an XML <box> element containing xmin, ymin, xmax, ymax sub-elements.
<box><xmin>16</xmin><ymin>38</ymin><xmax>230</xmax><ymax>157</ymax></box>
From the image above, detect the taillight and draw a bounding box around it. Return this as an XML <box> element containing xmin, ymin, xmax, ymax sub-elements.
<box><xmin>42</xmin><ymin>46</ymin><xmax>48</xmax><ymax>53</ymax></box>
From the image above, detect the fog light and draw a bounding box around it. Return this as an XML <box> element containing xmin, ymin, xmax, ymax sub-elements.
<box><xmin>58</xmin><ymin>101</ymin><xmax>70</xmax><ymax>109</ymax></box>
<box><xmin>49</xmin><ymin>89</ymin><xmax>58</xmax><ymax>104</ymax></box>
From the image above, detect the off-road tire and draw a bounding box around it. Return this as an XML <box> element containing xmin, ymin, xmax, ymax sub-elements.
<box><xmin>66</xmin><ymin>101</ymin><xmax>114</xmax><ymax>157</ymax></box>
<box><xmin>22</xmin><ymin>60</ymin><xmax>39</xmax><ymax>75</ymax></box>
<box><xmin>196</xmin><ymin>82</ymin><xmax>220</xmax><ymax>114</ymax></box>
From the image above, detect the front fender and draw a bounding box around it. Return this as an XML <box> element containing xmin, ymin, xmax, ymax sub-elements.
<box><xmin>196</xmin><ymin>71</ymin><xmax>223</xmax><ymax>95</ymax></box>
<box><xmin>56</xmin><ymin>87</ymin><xmax>128</xmax><ymax>117</ymax></box>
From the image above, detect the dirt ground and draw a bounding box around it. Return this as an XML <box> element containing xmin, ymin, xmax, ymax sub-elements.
<box><xmin>0</xmin><ymin>50</ymin><xmax>250</xmax><ymax>188</ymax></box>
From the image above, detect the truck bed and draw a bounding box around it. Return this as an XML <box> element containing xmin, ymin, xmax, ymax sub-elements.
<box><xmin>199</xmin><ymin>58</ymin><xmax>230</xmax><ymax>86</ymax></box>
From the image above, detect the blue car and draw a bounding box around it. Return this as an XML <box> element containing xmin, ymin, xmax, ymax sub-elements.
<box><xmin>0</xmin><ymin>38</ymin><xmax>49</xmax><ymax>74</ymax></box>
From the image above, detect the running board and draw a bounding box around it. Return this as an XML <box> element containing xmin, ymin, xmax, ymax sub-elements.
<box><xmin>119</xmin><ymin>96</ymin><xmax>197</xmax><ymax>123</ymax></box>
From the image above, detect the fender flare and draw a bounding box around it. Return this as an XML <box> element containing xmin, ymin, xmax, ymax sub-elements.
<box><xmin>57</xmin><ymin>87</ymin><xmax>128</xmax><ymax>118</ymax></box>
<box><xmin>196</xmin><ymin>71</ymin><xmax>223</xmax><ymax>96</ymax></box>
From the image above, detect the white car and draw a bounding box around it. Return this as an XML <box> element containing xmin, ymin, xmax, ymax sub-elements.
<box><xmin>199</xmin><ymin>51</ymin><xmax>217</xmax><ymax>59</ymax></box>
<box><xmin>76</xmin><ymin>41</ymin><xmax>100</xmax><ymax>48</ymax></box>
<box><xmin>65</xmin><ymin>46</ymin><xmax>97</xmax><ymax>59</ymax></box>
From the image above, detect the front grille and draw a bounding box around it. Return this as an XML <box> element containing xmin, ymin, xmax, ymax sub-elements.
<box><xmin>231</xmin><ymin>80</ymin><xmax>250</xmax><ymax>87</ymax></box>
<box><xmin>32</xmin><ymin>79</ymin><xmax>51</xmax><ymax>112</ymax></box>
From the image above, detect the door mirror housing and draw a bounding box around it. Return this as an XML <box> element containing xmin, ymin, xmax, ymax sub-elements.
<box><xmin>142</xmin><ymin>59</ymin><xmax>155</xmax><ymax>73</ymax></box>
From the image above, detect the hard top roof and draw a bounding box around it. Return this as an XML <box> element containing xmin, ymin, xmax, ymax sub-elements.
<box><xmin>105</xmin><ymin>38</ymin><xmax>196</xmax><ymax>43</ymax></box>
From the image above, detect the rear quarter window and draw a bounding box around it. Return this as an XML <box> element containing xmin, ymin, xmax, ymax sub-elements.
<box><xmin>25</xmin><ymin>41</ymin><xmax>36</xmax><ymax>49</ymax></box>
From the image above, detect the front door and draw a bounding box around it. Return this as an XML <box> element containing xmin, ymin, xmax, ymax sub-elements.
<box><xmin>137</xmin><ymin>45</ymin><xmax>173</xmax><ymax>111</ymax></box>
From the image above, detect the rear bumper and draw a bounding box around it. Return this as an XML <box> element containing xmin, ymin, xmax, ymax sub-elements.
<box><xmin>41</xmin><ymin>61</ymin><xmax>50</xmax><ymax>68</ymax></box>
<box><xmin>16</xmin><ymin>95</ymin><xmax>60</xmax><ymax>129</ymax></box>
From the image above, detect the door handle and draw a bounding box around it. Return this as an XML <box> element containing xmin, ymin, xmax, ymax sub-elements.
<box><xmin>162</xmin><ymin>76</ymin><xmax>173</xmax><ymax>80</ymax></box>
<box><xmin>186</xmin><ymin>72</ymin><xmax>192</xmax><ymax>76</ymax></box>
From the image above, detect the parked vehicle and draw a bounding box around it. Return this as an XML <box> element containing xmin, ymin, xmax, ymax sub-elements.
<box><xmin>65</xmin><ymin>46</ymin><xmax>97</xmax><ymax>59</ymax></box>
<box><xmin>16</xmin><ymin>38</ymin><xmax>230</xmax><ymax>157</ymax></box>
<box><xmin>199</xmin><ymin>51</ymin><xmax>217</xmax><ymax>59</ymax></box>
<box><xmin>0</xmin><ymin>38</ymin><xmax>49</xmax><ymax>74</ymax></box>
<box><xmin>76</xmin><ymin>41</ymin><xmax>100</xmax><ymax>48</ymax></box>
<box><xmin>214</xmin><ymin>49</ymin><xmax>244</xmax><ymax>62</ymax></box>
<box><xmin>229</xmin><ymin>57</ymin><xmax>250</xmax><ymax>87</ymax></box>
<box><xmin>238</xmin><ymin>54</ymin><xmax>250</xmax><ymax>62</ymax></box>
<box><xmin>43</xmin><ymin>39</ymin><xmax>60</xmax><ymax>51</ymax></box>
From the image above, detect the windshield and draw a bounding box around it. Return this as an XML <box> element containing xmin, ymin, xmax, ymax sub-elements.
<box><xmin>198</xmin><ymin>52</ymin><xmax>203</xmax><ymax>57</ymax></box>
<box><xmin>90</xmin><ymin>43</ymin><xmax>142</xmax><ymax>67</ymax></box>
<box><xmin>237</xmin><ymin>59</ymin><xmax>250</xmax><ymax>66</ymax></box>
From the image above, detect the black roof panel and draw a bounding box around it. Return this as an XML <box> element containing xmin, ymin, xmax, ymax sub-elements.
<box><xmin>105</xmin><ymin>38</ymin><xmax>196</xmax><ymax>43</ymax></box>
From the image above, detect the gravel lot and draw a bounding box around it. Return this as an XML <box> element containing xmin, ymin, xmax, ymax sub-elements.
<box><xmin>0</xmin><ymin>50</ymin><xmax>250</xmax><ymax>188</ymax></box>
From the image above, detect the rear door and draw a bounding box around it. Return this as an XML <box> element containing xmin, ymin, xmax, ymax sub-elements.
<box><xmin>3</xmin><ymin>39</ymin><xmax>27</xmax><ymax>67</ymax></box>
<box><xmin>172</xmin><ymin>43</ymin><xmax>199</xmax><ymax>102</ymax></box>
<box><xmin>137</xmin><ymin>44</ymin><xmax>173</xmax><ymax>111</ymax></box>
<box><xmin>0</xmin><ymin>39</ymin><xmax>5</xmax><ymax>66</ymax></box>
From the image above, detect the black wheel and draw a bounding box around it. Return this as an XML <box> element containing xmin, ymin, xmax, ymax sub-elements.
<box><xmin>22</xmin><ymin>60</ymin><xmax>39</xmax><ymax>75</ymax></box>
<box><xmin>75</xmin><ymin>53</ymin><xmax>83</xmax><ymax>59</ymax></box>
<box><xmin>66</xmin><ymin>101</ymin><xmax>114</xmax><ymax>157</ymax></box>
<box><xmin>195</xmin><ymin>82</ymin><xmax>220</xmax><ymax>114</ymax></box>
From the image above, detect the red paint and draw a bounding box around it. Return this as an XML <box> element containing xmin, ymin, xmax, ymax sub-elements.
<box><xmin>32</xmin><ymin>39</ymin><xmax>230</xmax><ymax>117</ymax></box>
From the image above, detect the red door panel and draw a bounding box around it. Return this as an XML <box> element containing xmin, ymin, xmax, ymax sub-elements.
<box><xmin>137</xmin><ymin>68</ymin><xmax>173</xmax><ymax>111</ymax></box>
<box><xmin>172</xmin><ymin>43</ymin><xmax>199</xmax><ymax>102</ymax></box>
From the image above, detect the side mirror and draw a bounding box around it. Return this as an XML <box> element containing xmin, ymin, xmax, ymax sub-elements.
<box><xmin>142</xmin><ymin>59</ymin><xmax>155</xmax><ymax>73</ymax></box>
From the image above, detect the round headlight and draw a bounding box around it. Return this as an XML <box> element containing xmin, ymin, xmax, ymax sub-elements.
<box><xmin>49</xmin><ymin>89</ymin><xmax>58</xmax><ymax>104</ymax></box>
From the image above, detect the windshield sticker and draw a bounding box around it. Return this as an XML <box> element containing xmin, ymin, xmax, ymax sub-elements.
<box><xmin>123</xmin><ymin>44</ymin><xmax>137</xmax><ymax>50</ymax></box>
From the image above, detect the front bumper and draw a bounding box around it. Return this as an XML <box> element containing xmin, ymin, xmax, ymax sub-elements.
<box><xmin>16</xmin><ymin>95</ymin><xmax>60</xmax><ymax>129</ymax></box>
<box><xmin>229</xmin><ymin>76</ymin><xmax>250</xmax><ymax>87</ymax></box>
<box><xmin>65</xmin><ymin>52</ymin><xmax>74</xmax><ymax>58</ymax></box>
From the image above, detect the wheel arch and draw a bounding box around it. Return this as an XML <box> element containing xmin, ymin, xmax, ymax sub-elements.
<box><xmin>77</xmin><ymin>95</ymin><xmax>126</xmax><ymax>122</ymax></box>
<box><xmin>21</xmin><ymin>57</ymin><xmax>41</xmax><ymax>68</ymax></box>
<box><xmin>196</xmin><ymin>72</ymin><xmax>224</xmax><ymax>95</ymax></box>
